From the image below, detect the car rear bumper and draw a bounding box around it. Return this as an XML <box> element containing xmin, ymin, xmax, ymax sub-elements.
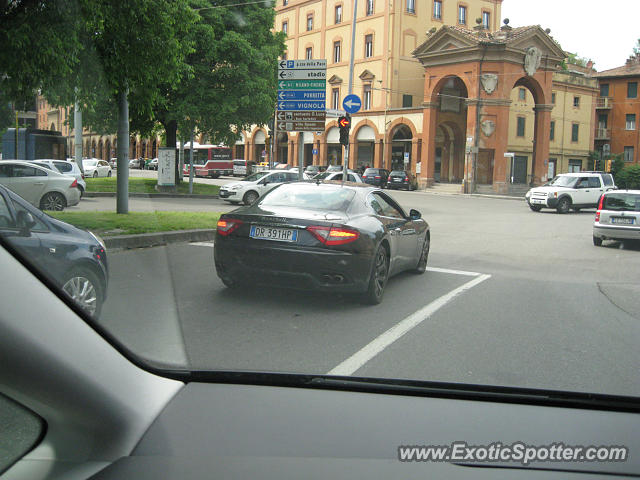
<box><xmin>67</xmin><ymin>189</ymin><xmax>81</xmax><ymax>207</ymax></box>
<box><xmin>214</xmin><ymin>237</ymin><xmax>372</xmax><ymax>293</ymax></box>
<box><xmin>593</xmin><ymin>224</ymin><xmax>640</xmax><ymax>240</ymax></box>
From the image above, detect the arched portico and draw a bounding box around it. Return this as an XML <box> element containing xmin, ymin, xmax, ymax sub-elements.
<box><xmin>413</xmin><ymin>23</ymin><xmax>565</xmax><ymax>193</ymax></box>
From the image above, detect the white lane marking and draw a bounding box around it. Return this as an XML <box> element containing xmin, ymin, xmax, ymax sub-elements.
<box><xmin>426</xmin><ymin>266</ymin><xmax>482</xmax><ymax>277</ymax></box>
<box><xmin>327</xmin><ymin>273</ymin><xmax>492</xmax><ymax>376</ymax></box>
<box><xmin>190</xmin><ymin>242</ymin><xmax>215</xmax><ymax>247</ymax></box>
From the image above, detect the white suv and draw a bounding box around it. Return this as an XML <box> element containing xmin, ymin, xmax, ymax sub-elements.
<box><xmin>525</xmin><ymin>172</ymin><xmax>615</xmax><ymax>214</ymax></box>
<box><xmin>219</xmin><ymin>169</ymin><xmax>309</xmax><ymax>205</ymax></box>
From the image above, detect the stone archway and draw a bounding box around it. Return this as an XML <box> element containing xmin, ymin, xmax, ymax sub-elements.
<box><xmin>413</xmin><ymin>24</ymin><xmax>565</xmax><ymax>192</ymax></box>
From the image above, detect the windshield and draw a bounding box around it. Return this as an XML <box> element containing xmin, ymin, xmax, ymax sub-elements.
<box><xmin>603</xmin><ymin>193</ymin><xmax>640</xmax><ymax>211</ymax></box>
<box><xmin>260</xmin><ymin>184</ymin><xmax>356</xmax><ymax>210</ymax></box>
<box><xmin>549</xmin><ymin>175</ymin><xmax>578</xmax><ymax>187</ymax></box>
<box><xmin>2</xmin><ymin>0</ymin><xmax>640</xmax><ymax>414</ymax></box>
<box><xmin>243</xmin><ymin>171</ymin><xmax>269</xmax><ymax>182</ymax></box>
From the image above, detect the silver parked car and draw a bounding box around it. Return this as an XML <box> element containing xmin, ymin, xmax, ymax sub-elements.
<box><xmin>31</xmin><ymin>159</ymin><xmax>87</xmax><ymax>197</ymax></box>
<box><xmin>0</xmin><ymin>160</ymin><xmax>81</xmax><ymax>210</ymax></box>
<box><xmin>593</xmin><ymin>190</ymin><xmax>640</xmax><ymax>246</ymax></box>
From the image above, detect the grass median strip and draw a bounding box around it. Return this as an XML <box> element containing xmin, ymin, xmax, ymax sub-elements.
<box><xmin>85</xmin><ymin>177</ymin><xmax>220</xmax><ymax>195</ymax></box>
<box><xmin>48</xmin><ymin>211</ymin><xmax>221</xmax><ymax>236</ymax></box>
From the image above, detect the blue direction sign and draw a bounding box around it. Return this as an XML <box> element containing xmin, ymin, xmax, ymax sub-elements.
<box><xmin>278</xmin><ymin>79</ymin><xmax>326</xmax><ymax>90</ymax></box>
<box><xmin>277</xmin><ymin>100</ymin><xmax>325</xmax><ymax>111</ymax></box>
<box><xmin>277</xmin><ymin>90</ymin><xmax>325</xmax><ymax>101</ymax></box>
<box><xmin>343</xmin><ymin>94</ymin><xmax>362</xmax><ymax>114</ymax></box>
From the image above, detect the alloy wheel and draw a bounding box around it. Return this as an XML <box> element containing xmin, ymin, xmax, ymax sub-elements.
<box><xmin>62</xmin><ymin>275</ymin><xmax>98</xmax><ymax>315</ymax></box>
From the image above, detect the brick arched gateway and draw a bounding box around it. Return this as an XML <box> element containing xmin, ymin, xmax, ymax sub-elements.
<box><xmin>413</xmin><ymin>24</ymin><xmax>565</xmax><ymax>193</ymax></box>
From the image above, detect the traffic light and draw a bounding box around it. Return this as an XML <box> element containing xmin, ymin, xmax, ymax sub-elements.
<box><xmin>338</xmin><ymin>115</ymin><xmax>351</xmax><ymax>146</ymax></box>
<box><xmin>605</xmin><ymin>159</ymin><xmax>612</xmax><ymax>172</ymax></box>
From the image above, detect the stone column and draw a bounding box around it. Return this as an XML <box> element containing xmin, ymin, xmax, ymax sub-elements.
<box><xmin>533</xmin><ymin>104</ymin><xmax>553</xmax><ymax>186</ymax></box>
<box><xmin>419</xmin><ymin>104</ymin><xmax>438</xmax><ymax>188</ymax></box>
<box><xmin>374</xmin><ymin>139</ymin><xmax>383</xmax><ymax>168</ymax></box>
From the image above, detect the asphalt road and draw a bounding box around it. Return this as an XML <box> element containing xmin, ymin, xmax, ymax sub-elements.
<box><xmin>96</xmin><ymin>190</ymin><xmax>640</xmax><ymax>397</ymax></box>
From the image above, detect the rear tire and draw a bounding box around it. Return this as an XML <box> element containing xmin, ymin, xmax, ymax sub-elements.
<box><xmin>413</xmin><ymin>235</ymin><xmax>430</xmax><ymax>274</ymax></box>
<box><xmin>362</xmin><ymin>245</ymin><xmax>389</xmax><ymax>305</ymax></box>
<box><xmin>556</xmin><ymin>197</ymin><xmax>571</xmax><ymax>214</ymax></box>
<box><xmin>593</xmin><ymin>235</ymin><xmax>603</xmax><ymax>246</ymax></box>
<box><xmin>40</xmin><ymin>192</ymin><xmax>66</xmax><ymax>211</ymax></box>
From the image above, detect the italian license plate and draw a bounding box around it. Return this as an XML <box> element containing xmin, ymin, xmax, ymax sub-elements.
<box><xmin>532</xmin><ymin>199</ymin><xmax>545</xmax><ymax>204</ymax></box>
<box><xmin>393</xmin><ymin>178</ymin><xmax>400</xmax><ymax>182</ymax></box>
<box><xmin>250</xmin><ymin>225</ymin><xmax>298</xmax><ymax>242</ymax></box>
<box><xmin>611</xmin><ymin>217</ymin><xmax>634</xmax><ymax>225</ymax></box>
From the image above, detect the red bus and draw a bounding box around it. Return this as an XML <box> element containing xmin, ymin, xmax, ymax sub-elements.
<box><xmin>182</xmin><ymin>144</ymin><xmax>233</xmax><ymax>178</ymax></box>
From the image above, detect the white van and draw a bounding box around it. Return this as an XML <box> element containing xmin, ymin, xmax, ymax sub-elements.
<box><xmin>233</xmin><ymin>159</ymin><xmax>252</xmax><ymax>177</ymax></box>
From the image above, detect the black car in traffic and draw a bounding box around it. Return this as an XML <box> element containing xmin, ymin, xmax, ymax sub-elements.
<box><xmin>386</xmin><ymin>170</ymin><xmax>417</xmax><ymax>190</ymax></box>
<box><xmin>0</xmin><ymin>184</ymin><xmax>108</xmax><ymax>317</ymax></box>
<box><xmin>214</xmin><ymin>182</ymin><xmax>429</xmax><ymax>304</ymax></box>
<box><xmin>362</xmin><ymin>168</ymin><xmax>390</xmax><ymax>188</ymax></box>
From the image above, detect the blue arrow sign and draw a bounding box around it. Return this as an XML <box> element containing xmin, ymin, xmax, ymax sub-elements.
<box><xmin>277</xmin><ymin>90</ymin><xmax>326</xmax><ymax>101</ymax></box>
<box><xmin>343</xmin><ymin>94</ymin><xmax>362</xmax><ymax>114</ymax></box>
<box><xmin>278</xmin><ymin>100</ymin><xmax>326</xmax><ymax>111</ymax></box>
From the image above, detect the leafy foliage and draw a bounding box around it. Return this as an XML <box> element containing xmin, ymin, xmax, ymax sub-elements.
<box><xmin>151</xmin><ymin>0</ymin><xmax>286</xmax><ymax>146</ymax></box>
<box><xmin>614</xmin><ymin>165</ymin><xmax>640</xmax><ymax>189</ymax></box>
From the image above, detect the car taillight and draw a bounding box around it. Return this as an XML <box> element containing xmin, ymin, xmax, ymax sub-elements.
<box><xmin>362</xmin><ymin>175</ymin><xmax>367</xmax><ymax>178</ymax></box>
<box><xmin>81</xmin><ymin>174</ymin><xmax>85</xmax><ymax>179</ymax></box>
<box><xmin>404</xmin><ymin>177</ymin><xmax>409</xmax><ymax>181</ymax></box>
<box><xmin>70</xmin><ymin>179</ymin><xmax>78</xmax><ymax>188</ymax></box>
<box><xmin>217</xmin><ymin>218</ymin><xmax>243</xmax><ymax>236</ymax></box>
<box><xmin>307</xmin><ymin>225</ymin><xmax>360</xmax><ymax>246</ymax></box>
<box><xmin>595</xmin><ymin>195</ymin><xmax>605</xmax><ymax>222</ymax></box>
<box><xmin>375</xmin><ymin>175</ymin><xmax>381</xmax><ymax>179</ymax></box>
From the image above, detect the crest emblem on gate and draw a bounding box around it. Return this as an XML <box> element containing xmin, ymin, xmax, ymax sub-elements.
<box><xmin>481</xmin><ymin>120</ymin><xmax>496</xmax><ymax>137</ymax></box>
<box><xmin>524</xmin><ymin>47</ymin><xmax>542</xmax><ymax>76</ymax></box>
<box><xmin>480</xmin><ymin>74</ymin><xmax>498</xmax><ymax>94</ymax></box>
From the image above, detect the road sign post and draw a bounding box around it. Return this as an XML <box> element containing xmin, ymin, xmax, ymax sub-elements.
<box><xmin>278</xmin><ymin>59</ymin><xmax>326</xmax><ymax>177</ymax></box>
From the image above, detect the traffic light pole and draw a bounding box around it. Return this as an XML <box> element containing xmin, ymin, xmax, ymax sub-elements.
<box><xmin>342</xmin><ymin>0</ymin><xmax>358</xmax><ymax>184</ymax></box>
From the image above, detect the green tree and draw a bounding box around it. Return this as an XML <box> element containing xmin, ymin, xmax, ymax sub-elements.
<box><xmin>151</xmin><ymin>0</ymin><xmax>285</xmax><ymax>148</ymax></box>
<box><xmin>0</xmin><ymin>1</ymin><xmax>83</xmax><ymax>102</ymax></box>
<box><xmin>560</xmin><ymin>52</ymin><xmax>593</xmax><ymax>71</ymax></box>
<box><xmin>615</xmin><ymin>165</ymin><xmax>640</xmax><ymax>189</ymax></box>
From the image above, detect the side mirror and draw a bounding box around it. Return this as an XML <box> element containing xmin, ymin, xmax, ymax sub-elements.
<box><xmin>17</xmin><ymin>211</ymin><xmax>36</xmax><ymax>234</ymax></box>
<box><xmin>409</xmin><ymin>209</ymin><xmax>422</xmax><ymax>220</ymax></box>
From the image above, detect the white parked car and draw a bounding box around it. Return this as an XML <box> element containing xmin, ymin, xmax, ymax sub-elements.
<box><xmin>147</xmin><ymin>158</ymin><xmax>159</xmax><ymax>170</ymax></box>
<box><xmin>525</xmin><ymin>172</ymin><xmax>615</xmax><ymax>214</ymax></box>
<box><xmin>219</xmin><ymin>169</ymin><xmax>309</xmax><ymax>205</ymax></box>
<box><xmin>83</xmin><ymin>158</ymin><xmax>112</xmax><ymax>178</ymax></box>
<box><xmin>0</xmin><ymin>160</ymin><xmax>81</xmax><ymax>210</ymax></box>
<box><xmin>313</xmin><ymin>170</ymin><xmax>363</xmax><ymax>183</ymax></box>
<box><xmin>593</xmin><ymin>189</ymin><xmax>640</xmax><ymax>246</ymax></box>
<box><xmin>31</xmin><ymin>159</ymin><xmax>87</xmax><ymax>197</ymax></box>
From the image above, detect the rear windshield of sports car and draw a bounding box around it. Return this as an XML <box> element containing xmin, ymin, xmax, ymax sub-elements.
<box><xmin>260</xmin><ymin>184</ymin><xmax>356</xmax><ymax>211</ymax></box>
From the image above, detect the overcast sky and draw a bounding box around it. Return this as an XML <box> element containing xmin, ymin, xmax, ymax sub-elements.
<box><xmin>500</xmin><ymin>0</ymin><xmax>638</xmax><ymax>72</ymax></box>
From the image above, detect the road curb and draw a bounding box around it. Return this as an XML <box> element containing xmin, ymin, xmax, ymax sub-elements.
<box><xmin>104</xmin><ymin>229</ymin><xmax>216</xmax><ymax>250</ymax></box>
<box><xmin>84</xmin><ymin>192</ymin><xmax>219</xmax><ymax>199</ymax></box>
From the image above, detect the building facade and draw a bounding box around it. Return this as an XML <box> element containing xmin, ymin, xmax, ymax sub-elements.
<box><xmin>593</xmin><ymin>57</ymin><xmax>640</xmax><ymax>165</ymax></box>
<box><xmin>236</xmin><ymin>0</ymin><xmax>503</xmax><ymax>174</ymax></box>
<box><xmin>36</xmin><ymin>96</ymin><xmax>161</xmax><ymax>162</ymax></box>
<box><xmin>236</xmin><ymin>0</ymin><xmax>602</xmax><ymax>194</ymax></box>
